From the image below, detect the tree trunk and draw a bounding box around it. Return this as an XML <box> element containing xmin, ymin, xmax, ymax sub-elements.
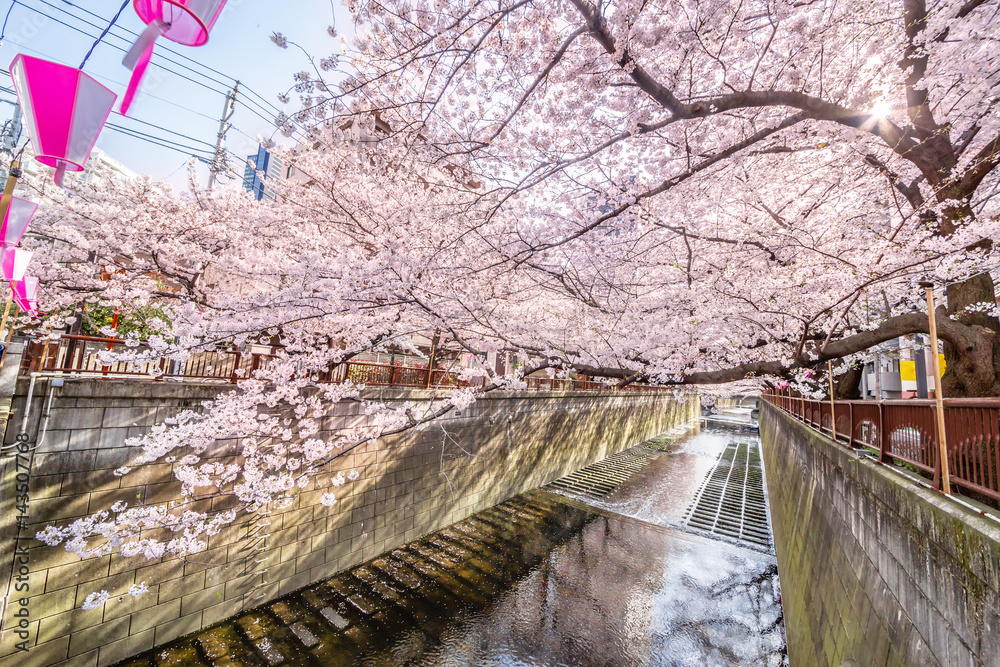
<box><xmin>834</xmin><ymin>363</ymin><xmax>863</xmax><ymax>400</ymax></box>
<box><xmin>943</xmin><ymin>273</ymin><xmax>1000</xmax><ymax>397</ymax></box>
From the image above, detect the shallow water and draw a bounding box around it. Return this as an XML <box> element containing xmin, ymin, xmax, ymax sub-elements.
<box><xmin>124</xmin><ymin>418</ymin><xmax>785</xmax><ymax>666</ymax></box>
<box><xmin>418</xmin><ymin>507</ymin><xmax>784</xmax><ymax>666</ymax></box>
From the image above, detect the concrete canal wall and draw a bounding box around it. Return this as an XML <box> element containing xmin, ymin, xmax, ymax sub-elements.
<box><xmin>760</xmin><ymin>402</ymin><xmax>1000</xmax><ymax>667</ymax></box>
<box><xmin>0</xmin><ymin>378</ymin><xmax>697</xmax><ymax>666</ymax></box>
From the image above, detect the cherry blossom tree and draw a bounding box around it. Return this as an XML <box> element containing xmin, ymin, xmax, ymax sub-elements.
<box><xmin>273</xmin><ymin>0</ymin><xmax>1000</xmax><ymax>396</ymax></box>
<box><xmin>17</xmin><ymin>0</ymin><xmax>1000</xmax><ymax>608</ymax></box>
<box><xmin>19</xmin><ymin>146</ymin><xmax>580</xmax><ymax>595</ymax></box>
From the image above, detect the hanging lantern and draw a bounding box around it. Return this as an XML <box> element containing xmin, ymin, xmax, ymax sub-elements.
<box><xmin>1</xmin><ymin>197</ymin><xmax>37</xmax><ymax>247</ymax></box>
<box><xmin>9</xmin><ymin>55</ymin><xmax>117</xmax><ymax>188</ymax></box>
<box><xmin>2</xmin><ymin>247</ymin><xmax>32</xmax><ymax>283</ymax></box>
<box><xmin>122</xmin><ymin>1</ymin><xmax>228</xmax><ymax>114</ymax></box>
<box><xmin>12</xmin><ymin>276</ymin><xmax>38</xmax><ymax>314</ymax></box>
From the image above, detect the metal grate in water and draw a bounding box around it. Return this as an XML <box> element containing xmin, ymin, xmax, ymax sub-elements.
<box><xmin>544</xmin><ymin>440</ymin><xmax>670</xmax><ymax>499</ymax></box>
<box><xmin>682</xmin><ymin>441</ymin><xmax>772</xmax><ymax>551</ymax></box>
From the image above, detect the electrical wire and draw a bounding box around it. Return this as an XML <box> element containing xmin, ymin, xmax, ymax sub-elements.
<box><xmin>0</xmin><ymin>82</ymin><xmax>213</xmax><ymax>160</ymax></box>
<box><xmin>0</xmin><ymin>0</ymin><xmax>17</xmax><ymax>44</ymax></box>
<box><xmin>41</xmin><ymin>0</ymin><xmax>297</xmax><ymax>127</ymax></box>
<box><xmin>15</xmin><ymin>2</ymin><xmax>231</xmax><ymax>97</ymax></box>
<box><xmin>54</xmin><ymin>0</ymin><xmax>240</xmax><ymax>85</ymax></box>
<box><xmin>0</xmin><ymin>46</ymin><xmax>219</xmax><ymax>123</ymax></box>
<box><xmin>0</xmin><ymin>79</ymin><xmax>214</xmax><ymax>152</ymax></box>
<box><xmin>78</xmin><ymin>0</ymin><xmax>129</xmax><ymax>70</ymax></box>
<box><xmin>38</xmin><ymin>0</ymin><xmax>235</xmax><ymax>88</ymax></box>
<box><xmin>6</xmin><ymin>1</ymin><xmax>308</xmax><ymax>127</ymax></box>
<box><xmin>240</xmin><ymin>83</ymin><xmax>283</xmax><ymax>115</ymax></box>
<box><xmin>105</xmin><ymin>121</ymin><xmax>212</xmax><ymax>158</ymax></box>
<box><xmin>39</xmin><ymin>0</ymin><xmax>288</xmax><ymax>120</ymax></box>
<box><xmin>3</xmin><ymin>1</ymin><xmax>317</xmax><ymax>160</ymax></box>
<box><xmin>105</xmin><ymin>120</ymin><xmax>212</xmax><ymax>154</ymax></box>
<box><xmin>28</xmin><ymin>0</ymin><xmax>298</xmax><ymax>144</ymax></box>
<box><xmin>111</xmin><ymin>111</ymin><xmax>215</xmax><ymax>149</ymax></box>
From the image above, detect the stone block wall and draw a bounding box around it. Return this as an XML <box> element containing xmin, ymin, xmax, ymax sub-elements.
<box><xmin>0</xmin><ymin>378</ymin><xmax>697</xmax><ymax>666</ymax></box>
<box><xmin>760</xmin><ymin>402</ymin><xmax>1000</xmax><ymax>667</ymax></box>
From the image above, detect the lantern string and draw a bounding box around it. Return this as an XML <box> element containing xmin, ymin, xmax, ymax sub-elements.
<box><xmin>0</xmin><ymin>0</ymin><xmax>18</xmax><ymax>46</ymax></box>
<box><xmin>78</xmin><ymin>0</ymin><xmax>130</xmax><ymax>71</ymax></box>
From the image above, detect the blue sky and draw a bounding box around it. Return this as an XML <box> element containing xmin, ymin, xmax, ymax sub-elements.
<box><xmin>0</xmin><ymin>0</ymin><xmax>353</xmax><ymax>188</ymax></box>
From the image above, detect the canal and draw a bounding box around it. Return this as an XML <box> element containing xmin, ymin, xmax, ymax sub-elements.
<box><xmin>120</xmin><ymin>414</ymin><xmax>786</xmax><ymax>666</ymax></box>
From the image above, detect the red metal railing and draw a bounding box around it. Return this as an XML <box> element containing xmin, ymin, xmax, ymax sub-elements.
<box><xmin>763</xmin><ymin>392</ymin><xmax>1000</xmax><ymax>504</ymax></box>
<box><xmin>18</xmin><ymin>334</ymin><xmax>669</xmax><ymax>393</ymax></box>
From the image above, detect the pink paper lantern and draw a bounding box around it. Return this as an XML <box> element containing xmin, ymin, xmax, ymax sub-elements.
<box><xmin>9</xmin><ymin>55</ymin><xmax>117</xmax><ymax>188</ymax></box>
<box><xmin>1</xmin><ymin>247</ymin><xmax>32</xmax><ymax>283</ymax></box>
<box><xmin>122</xmin><ymin>0</ymin><xmax>228</xmax><ymax>114</ymax></box>
<box><xmin>1</xmin><ymin>197</ymin><xmax>37</xmax><ymax>247</ymax></box>
<box><xmin>12</xmin><ymin>276</ymin><xmax>38</xmax><ymax>314</ymax></box>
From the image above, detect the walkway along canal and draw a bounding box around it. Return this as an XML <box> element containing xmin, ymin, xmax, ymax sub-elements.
<box><xmin>118</xmin><ymin>415</ymin><xmax>786</xmax><ymax>666</ymax></box>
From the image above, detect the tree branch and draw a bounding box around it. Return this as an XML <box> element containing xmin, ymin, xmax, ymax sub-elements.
<box><xmin>959</xmin><ymin>131</ymin><xmax>1000</xmax><ymax>194</ymax></box>
<box><xmin>568</xmin><ymin>0</ymin><xmax>946</xmax><ymax>180</ymax></box>
<box><xmin>567</xmin><ymin>308</ymin><xmax>979</xmax><ymax>385</ymax></box>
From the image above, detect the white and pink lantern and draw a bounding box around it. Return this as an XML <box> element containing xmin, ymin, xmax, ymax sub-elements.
<box><xmin>1</xmin><ymin>197</ymin><xmax>37</xmax><ymax>247</ymax></box>
<box><xmin>9</xmin><ymin>55</ymin><xmax>117</xmax><ymax>188</ymax></box>
<box><xmin>2</xmin><ymin>247</ymin><xmax>32</xmax><ymax>283</ymax></box>
<box><xmin>12</xmin><ymin>276</ymin><xmax>38</xmax><ymax>314</ymax></box>
<box><xmin>122</xmin><ymin>0</ymin><xmax>228</xmax><ymax>114</ymax></box>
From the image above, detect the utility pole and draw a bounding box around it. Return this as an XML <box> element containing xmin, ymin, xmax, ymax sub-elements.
<box><xmin>207</xmin><ymin>81</ymin><xmax>239</xmax><ymax>190</ymax></box>
<box><xmin>1</xmin><ymin>104</ymin><xmax>21</xmax><ymax>152</ymax></box>
<box><xmin>0</xmin><ymin>104</ymin><xmax>22</xmax><ymax>190</ymax></box>
<box><xmin>0</xmin><ymin>159</ymin><xmax>22</xmax><ymax>353</ymax></box>
<box><xmin>874</xmin><ymin>351</ymin><xmax>882</xmax><ymax>400</ymax></box>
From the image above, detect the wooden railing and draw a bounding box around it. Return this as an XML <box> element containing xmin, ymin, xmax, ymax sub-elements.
<box><xmin>20</xmin><ymin>335</ymin><xmax>274</xmax><ymax>383</ymax></box>
<box><xmin>763</xmin><ymin>392</ymin><xmax>1000</xmax><ymax>504</ymax></box>
<box><xmin>18</xmin><ymin>334</ymin><xmax>670</xmax><ymax>393</ymax></box>
<box><xmin>318</xmin><ymin>360</ymin><xmax>467</xmax><ymax>388</ymax></box>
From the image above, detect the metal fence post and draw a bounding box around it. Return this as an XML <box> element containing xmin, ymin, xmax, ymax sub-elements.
<box><xmin>230</xmin><ymin>351</ymin><xmax>242</xmax><ymax>384</ymax></box>
<box><xmin>849</xmin><ymin>402</ymin><xmax>854</xmax><ymax>447</ymax></box>
<box><xmin>879</xmin><ymin>401</ymin><xmax>891</xmax><ymax>463</ymax></box>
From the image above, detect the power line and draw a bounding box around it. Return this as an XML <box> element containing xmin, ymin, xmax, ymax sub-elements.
<box><xmin>38</xmin><ymin>0</ymin><xmax>286</xmax><ymax>120</ymax></box>
<box><xmin>15</xmin><ymin>2</ymin><xmax>231</xmax><ymax>97</ymax></box>
<box><xmin>105</xmin><ymin>122</ymin><xmax>213</xmax><ymax>158</ymax></box>
<box><xmin>0</xmin><ymin>78</ymin><xmax>214</xmax><ymax>150</ymax></box>
<box><xmin>0</xmin><ymin>82</ymin><xmax>212</xmax><ymax>159</ymax></box>
<box><xmin>37</xmin><ymin>0</ymin><xmax>234</xmax><ymax>89</ymax></box>
<box><xmin>2</xmin><ymin>2</ymin><xmax>313</xmax><ymax>161</ymax></box>
<box><xmin>77</xmin><ymin>0</ymin><xmax>128</xmax><ymax>70</ymax></box>
<box><xmin>44</xmin><ymin>1</ymin><xmax>294</xmax><ymax>124</ymax></box>
<box><xmin>17</xmin><ymin>1</ymin><xmax>303</xmax><ymax>138</ymax></box>
<box><xmin>109</xmin><ymin>113</ymin><xmax>215</xmax><ymax>150</ymax></box>
<box><xmin>0</xmin><ymin>0</ymin><xmax>18</xmax><ymax>43</ymax></box>
<box><xmin>240</xmin><ymin>83</ymin><xmax>282</xmax><ymax>115</ymax></box>
<box><xmin>0</xmin><ymin>43</ymin><xmax>220</xmax><ymax>122</ymax></box>
<box><xmin>52</xmin><ymin>0</ymin><xmax>241</xmax><ymax>86</ymax></box>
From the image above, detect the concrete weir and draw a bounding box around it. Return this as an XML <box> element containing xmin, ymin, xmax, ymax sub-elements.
<box><xmin>760</xmin><ymin>402</ymin><xmax>1000</xmax><ymax>666</ymax></box>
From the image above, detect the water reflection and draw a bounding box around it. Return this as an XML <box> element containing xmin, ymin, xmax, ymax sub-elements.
<box><xmin>429</xmin><ymin>508</ymin><xmax>784</xmax><ymax>666</ymax></box>
<box><xmin>121</xmin><ymin>421</ymin><xmax>785</xmax><ymax>667</ymax></box>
